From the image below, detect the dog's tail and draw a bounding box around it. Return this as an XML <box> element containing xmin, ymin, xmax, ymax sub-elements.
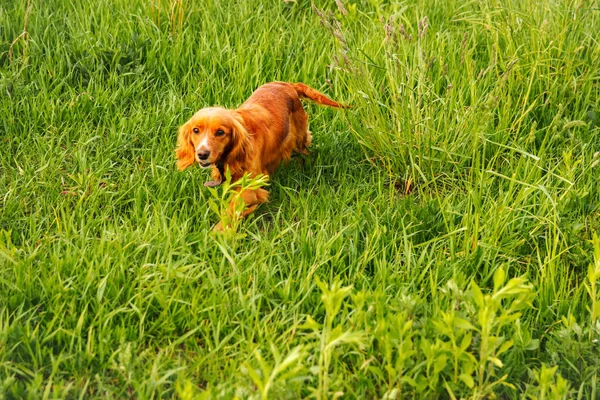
<box><xmin>292</xmin><ymin>83</ymin><xmax>351</xmax><ymax>109</ymax></box>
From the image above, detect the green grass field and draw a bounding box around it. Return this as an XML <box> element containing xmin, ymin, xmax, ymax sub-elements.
<box><xmin>2</xmin><ymin>0</ymin><xmax>600</xmax><ymax>398</ymax></box>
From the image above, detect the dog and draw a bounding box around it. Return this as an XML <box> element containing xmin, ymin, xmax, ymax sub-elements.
<box><xmin>176</xmin><ymin>81</ymin><xmax>347</xmax><ymax>228</ymax></box>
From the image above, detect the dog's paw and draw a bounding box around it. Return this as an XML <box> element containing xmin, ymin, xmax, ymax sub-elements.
<box><xmin>213</xmin><ymin>221</ymin><xmax>234</xmax><ymax>232</ymax></box>
<box><xmin>204</xmin><ymin>180</ymin><xmax>222</xmax><ymax>188</ymax></box>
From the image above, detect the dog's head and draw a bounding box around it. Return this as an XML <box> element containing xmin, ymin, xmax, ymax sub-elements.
<box><xmin>176</xmin><ymin>107</ymin><xmax>251</xmax><ymax>171</ymax></box>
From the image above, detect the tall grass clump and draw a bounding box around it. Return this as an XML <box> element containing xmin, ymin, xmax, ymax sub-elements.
<box><xmin>323</xmin><ymin>0</ymin><xmax>599</xmax><ymax>184</ymax></box>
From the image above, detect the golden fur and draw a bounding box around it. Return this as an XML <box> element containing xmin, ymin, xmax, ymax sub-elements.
<box><xmin>176</xmin><ymin>81</ymin><xmax>347</xmax><ymax>228</ymax></box>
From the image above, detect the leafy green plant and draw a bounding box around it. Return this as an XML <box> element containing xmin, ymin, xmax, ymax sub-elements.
<box><xmin>371</xmin><ymin>307</ymin><xmax>416</xmax><ymax>398</ymax></box>
<box><xmin>242</xmin><ymin>345</ymin><xmax>306</xmax><ymax>400</ymax></box>
<box><xmin>206</xmin><ymin>168</ymin><xmax>269</xmax><ymax>240</ymax></box>
<box><xmin>302</xmin><ymin>278</ymin><xmax>365</xmax><ymax>399</ymax></box>
<box><xmin>524</xmin><ymin>364</ymin><xmax>569</xmax><ymax>400</ymax></box>
<box><xmin>585</xmin><ymin>233</ymin><xmax>600</xmax><ymax>332</ymax></box>
<box><xmin>468</xmin><ymin>269</ymin><xmax>534</xmax><ymax>397</ymax></box>
<box><xmin>408</xmin><ymin>269</ymin><xmax>535</xmax><ymax>399</ymax></box>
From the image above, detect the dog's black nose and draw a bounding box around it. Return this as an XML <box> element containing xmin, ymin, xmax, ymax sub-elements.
<box><xmin>197</xmin><ymin>151</ymin><xmax>210</xmax><ymax>161</ymax></box>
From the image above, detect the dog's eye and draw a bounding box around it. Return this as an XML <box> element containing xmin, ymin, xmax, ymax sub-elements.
<box><xmin>215</xmin><ymin>129</ymin><xmax>225</xmax><ymax>137</ymax></box>
<box><xmin>192</xmin><ymin>127</ymin><xmax>200</xmax><ymax>134</ymax></box>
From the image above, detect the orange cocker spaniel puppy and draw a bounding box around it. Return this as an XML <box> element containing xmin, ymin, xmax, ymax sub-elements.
<box><xmin>176</xmin><ymin>82</ymin><xmax>347</xmax><ymax>227</ymax></box>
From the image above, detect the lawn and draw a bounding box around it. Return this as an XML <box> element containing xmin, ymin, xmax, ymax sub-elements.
<box><xmin>1</xmin><ymin>0</ymin><xmax>600</xmax><ymax>398</ymax></box>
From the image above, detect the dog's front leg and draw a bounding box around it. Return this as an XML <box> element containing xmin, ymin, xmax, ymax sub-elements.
<box><xmin>213</xmin><ymin>188</ymin><xmax>269</xmax><ymax>231</ymax></box>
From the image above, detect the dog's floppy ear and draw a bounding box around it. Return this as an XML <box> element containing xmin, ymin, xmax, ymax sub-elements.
<box><xmin>227</xmin><ymin>113</ymin><xmax>252</xmax><ymax>166</ymax></box>
<box><xmin>175</xmin><ymin>124</ymin><xmax>196</xmax><ymax>171</ymax></box>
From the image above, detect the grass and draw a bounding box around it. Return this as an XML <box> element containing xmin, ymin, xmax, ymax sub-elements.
<box><xmin>1</xmin><ymin>0</ymin><xmax>599</xmax><ymax>398</ymax></box>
